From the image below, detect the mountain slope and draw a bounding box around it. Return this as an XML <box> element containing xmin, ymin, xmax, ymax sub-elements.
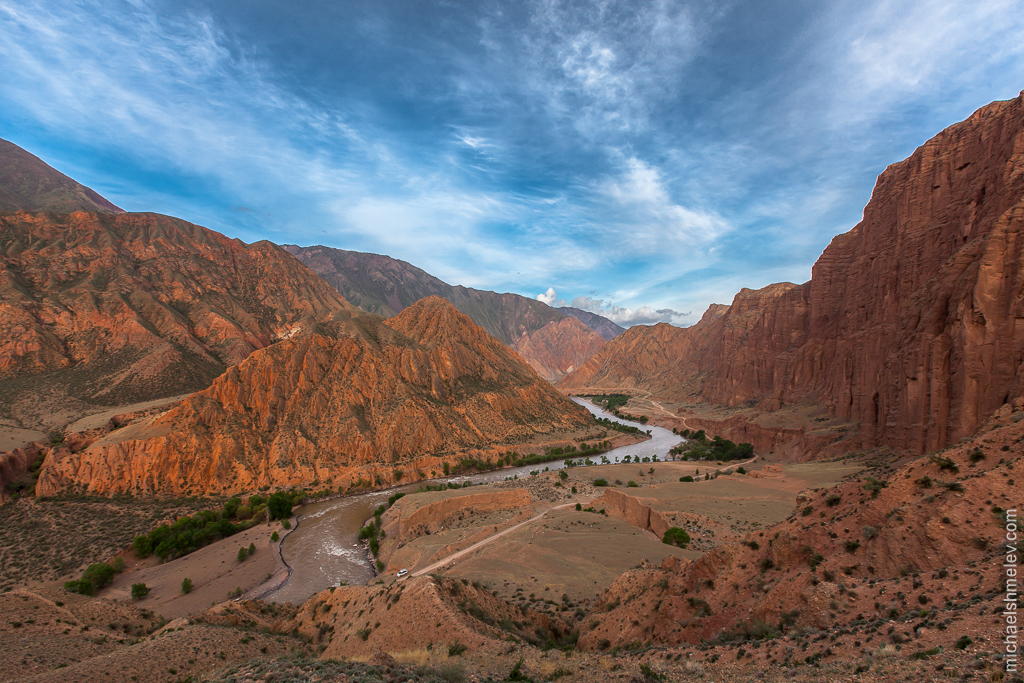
<box><xmin>0</xmin><ymin>211</ymin><xmax>351</xmax><ymax>428</ymax></box>
<box><xmin>557</xmin><ymin>306</ymin><xmax>625</xmax><ymax>340</ymax></box>
<box><xmin>282</xmin><ymin>244</ymin><xmax>613</xmax><ymax>380</ymax></box>
<box><xmin>0</xmin><ymin>138</ymin><xmax>123</xmax><ymax>213</ymax></box>
<box><xmin>560</xmin><ymin>91</ymin><xmax>1024</xmax><ymax>454</ymax></box>
<box><xmin>35</xmin><ymin>297</ymin><xmax>597</xmax><ymax>496</ymax></box>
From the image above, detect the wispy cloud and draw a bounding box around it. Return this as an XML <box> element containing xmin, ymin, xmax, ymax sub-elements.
<box><xmin>0</xmin><ymin>0</ymin><xmax>1021</xmax><ymax>326</ymax></box>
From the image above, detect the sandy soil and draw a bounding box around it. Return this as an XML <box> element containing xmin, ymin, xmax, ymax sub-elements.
<box><xmin>102</xmin><ymin>517</ymin><xmax>294</xmax><ymax>620</ymax></box>
<box><xmin>62</xmin><ymin>394</ymin><xmax>191</xmax><ymax>433</ymax></box>
<box><xmin>0</xmin><ymin>418</ymin><xmax>48</xmax><ymax>451</ymax></box>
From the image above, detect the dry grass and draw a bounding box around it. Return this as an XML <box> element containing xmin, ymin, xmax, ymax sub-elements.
<box><xmin>0</xmin><ymin>495</ymin><xmax>219</xmax><ymax>591</ymax></box>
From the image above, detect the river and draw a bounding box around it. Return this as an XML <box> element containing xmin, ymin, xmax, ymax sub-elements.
<box><xmin>265</xmin><ymin>397</ymin><xmax>683</xmax><ymax>604</ymax></box>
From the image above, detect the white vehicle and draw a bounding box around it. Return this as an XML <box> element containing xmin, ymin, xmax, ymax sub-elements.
<box><xmin>396</xmin><ymin>568</ymin><xmax>409</xmax><ymax>578</ymax></box>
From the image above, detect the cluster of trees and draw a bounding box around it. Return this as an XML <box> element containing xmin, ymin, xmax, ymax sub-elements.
<box><xmin>65</xmin><ymin>560</ymin><xmax>123</xmax><ymax>596</ymax></box>
<box><xmin>132</xmin><ymin>491</ymin><xmax>297</xmax><ymax>562</ymax></box>
<box><xmin>594</xmin><ymin>416</ymin><xmax>645</xmax><ymax>434</ymax></box>
<box><xmin>358</xmin><ymin>492</ymin><xmax>406</xmax><ymax>572</ymax></box>
<box><xmin>585</xmin><ymin>394</ymin><xmax>650</xmax><ymax>424</ymax></box>
<box><xmin>670</xmin><ymin>431</ymin><xmax>754</xmax><ymax>462</ymax></box>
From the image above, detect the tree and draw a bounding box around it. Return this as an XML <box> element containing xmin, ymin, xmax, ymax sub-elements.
<box><xmin>181</xmin><ymin>578</ymin><xmax>193</xmax><ymax>594</ymax></box>
<box><xmin>248</xmin><ymin>542</ymin><xmax>256</xmax><ymax>556</ymax></box>
<box><xmin>111</xmin><ymin>556</ymin><xmax>126</xmax><ymax>573</ymax></box>
<box><xmin>83</xmin><ymin>563</ymin><xmax>116</xmax><ymax>589</ymax></box>
<box><xmin>271</xmin><ymin>531</ymin><xmax>279</xmax><ymax>541</ymax></box>
<box><xmin>662</xmin><ymin>527</ymin><xmax>691</xmax><ymax>548</ymax></box>
<box><xmin>268</xmin><ymin>492</ymin><xmax>293</xmax><ymax>520</ymax></box>
<box><xmin>64</xmin><ymin>579</ymin><xmax>94</xmax><ymax>596</ymax></box>
<box><xmin>238</xmin><ymin>546</ymin><xmax>249</xmax><ymax>562</ymax></box>
<box><xmin>133</xmin><ymin>535</ymin><xmax>153</xmax><ymax>559</ymax></box>
<box><xmin>131</xmin><ymin>583</ymin><xmax>149</xmax><ymax>600</ymax></box>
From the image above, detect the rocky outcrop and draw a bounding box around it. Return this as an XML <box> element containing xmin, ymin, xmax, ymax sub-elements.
<box><xmin>590</xmin><ymin>488</ymin><xmax>671</xmax><ymax>538</ymax></box>
<box><xmin>282</xmin><ymin>244</ymin><xmax>612</xmax><ymax>380</ymax></box>
<box><xmin>0</xmin><ymin>442</ymin><xmax>45</xmax><ymax>501</ymax></box>
<box><xmin>35</xmin><ymin>298</ymin><xmax>595</xmax><ymax>496</ymax></box>
<box><xmin>0</xmin><ymin>211</ymin><xmax>351</xmax><ymax>422</ymax></box>
<box><xmin>512</xmin><ymin>316</ymin><xmax>607</xmax><ymax>382</ymax></box>
<box><xmin>386</xmin><ymin>490</ymin><xmax>533</xmax><ymax>543</ymax></box>
<box><xmin>561</xmin><ymin>91</ymin><xmax>1024</xmax><ymax>454</ymax></box>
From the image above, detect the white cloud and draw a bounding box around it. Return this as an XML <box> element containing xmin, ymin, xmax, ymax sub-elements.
<box><xmin>569</xmin><ymin>295</ymin><xmax>691</xmax><ymax>326</ymax></box>
<box><xmin>537</xmin><ymin>287</ymin><xmax>558</xmax><ymax>305</ymax></box>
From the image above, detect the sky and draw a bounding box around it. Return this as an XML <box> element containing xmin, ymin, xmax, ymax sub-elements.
<box><xmin>1</xmin><ymin>0</ymin><xmax>1022</xmax><ymax>326</ymax></box>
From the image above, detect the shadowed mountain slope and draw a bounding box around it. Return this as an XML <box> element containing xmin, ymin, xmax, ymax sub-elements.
<box><xmin>0</xmin><ymin>138</ymin><xmax>123</xmax><ymax>213</ymax></box>
<box><xmin>282</xmin><ymin>244</ymin><xmax>614</xmax><ymax>380</ymax></box>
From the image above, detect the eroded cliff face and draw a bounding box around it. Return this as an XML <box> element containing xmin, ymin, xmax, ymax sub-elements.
<box><xmin>36</xmin><ymin>298</ymin><xmax>595</xmax><ymax>496</ymax></box>
<box><xmin>0</xmin><ymin>211</ymin><xmax>350</xmax><ymax>424</ymax></box>
<box><xmin>561</xmin><ymin>92</ymin><xmax>1024</xmax><ymax>453</ymax></box>
<box><xmin>512</xmin><ymin>316</ymin><xmax>607</xmax><ymax>382</ymax></box>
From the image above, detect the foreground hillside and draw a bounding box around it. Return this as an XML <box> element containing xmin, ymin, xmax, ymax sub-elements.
<box><xmin>560</xmin><ymin>91</ymin><xmax>1024</xmax><ymax>454</ymax></box>
<box><xmin>35</xmin><ymin>297</ymin><xmax>598</xmax><ymax>496</ymax></box>
<box><xmin>0</xmin><ymin>211</ymin><xmax>351</xmax><ymax>430</ymax></box>
<box><xmin>283</xmin><ymin>244</ymin><xmax>615</xmax><ymax>381</ymax></box>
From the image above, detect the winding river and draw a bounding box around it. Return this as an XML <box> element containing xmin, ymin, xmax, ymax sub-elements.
<box><xmin>266</xmin><ymin>397</ymin><xmax>683</xmax><ymax>604</ymax></box>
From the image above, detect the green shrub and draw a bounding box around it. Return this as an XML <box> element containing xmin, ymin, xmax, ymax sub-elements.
<box><xmin>736</xmin><ymin>466</ymin><xmax>746</xmax><ymax>474</ymax></box>
<box><xmin>130</xmin><ymin>583</ymin><xmax>149</xmax><ymax>600</ymax></box>
<box><xmin>559</xmin><ymin>471</ymin><xmax>568</xmax><ymax>480</ymax></box>
<box><xmin>281</xmin><ymin>519</ymin><xmax>291</xmax><ymax>529</ymax></box>
<box><xmin>447</xmin><ymin>641</ymin><xmax>467</xmax><ymax>657</ymax></box>
<box><xmin>181</xmin><ymin>578</ymin><xmax>193</xmax><ymax>594</ymax></box>
<box><xmin>627</xmin><ymin>481</ymin><xmax>638</xmax><ymax>488</ymax></box>
<box><xmin>575</xmin><ymin>503</ymin><xmax>582</xmax><ymax>511</ymax></box>
<box><xmin>111</xmin><ymin>556</ymin><xmax>126</xmax><ymax>573</ymax></box>
<box><xmin>64</xmin><ymin>579</ymin><xmax>94</xmax><ymax>596</ymax></box>
<box><xmin>593</xmin><ymin>479</ymin><xmax>608</xmax><ymax>487</ymax></box>
<box><xmin>271</xmin><ymin>531</ymin><xmax>279</xmax><ymax>541</ymax></box>
<box><xmin>248</xmin><ymin>542</ymin><xmax>256</xmax><ymax>556</ymax></box>
<box><xmin>825</xmin><ymin>494</ymin><xmax>842</xmax><ymax>507</ymax></box>
<box><xmin>83</xmin><ymin>563</ymin><xmax>116</xmax><ymax>589</ymax></box>
<box><xmin>956</xmin><ymin>635</ymin><xmax>972</xmax><ymax>649</ymax></box>
<box><xmin>844</xmin><ymin>540</ymin><xmax>860</xmax><ymax>553</ymax></box>
<box><xmin>237</xmin><ymin>547</ymin><xmax>249</xmax><ymax>562</ymax></box>
<box><xmin>662</xmin><ymin>527</ymin><xmax>691</xmax><ymax>548</ymax></box>
<box><xmin>679</xmin><ymin>476</ymin><xmax>694</xmax><ymax>482</ymax></box>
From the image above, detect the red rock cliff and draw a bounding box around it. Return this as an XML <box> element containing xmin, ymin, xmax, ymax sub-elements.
<box><xmin>561</xmin><ymin>92</ymin><xmax>1024</xmax><ymax>453</ymax></box>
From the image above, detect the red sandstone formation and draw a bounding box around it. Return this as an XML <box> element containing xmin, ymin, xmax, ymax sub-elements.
<box><xmin>560</xmin><ymin>92</ymin><xmax>1024</xmax><ymax>454</ymax></box>
<box><xmin>0</xmin><ymin>211</ymin><xmax>351</xmax><ymax>419</ymax></box>
<box><xmin>35</xmin><ymin>297</ymin><xmax>595</xmax><ymax>496</ymax></box>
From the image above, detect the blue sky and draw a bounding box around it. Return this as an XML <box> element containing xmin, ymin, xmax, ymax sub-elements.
<box><xmin>1</xmin><ymin>0</ymin><xmax>1022</xmax><ymax>325</ymax></box>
